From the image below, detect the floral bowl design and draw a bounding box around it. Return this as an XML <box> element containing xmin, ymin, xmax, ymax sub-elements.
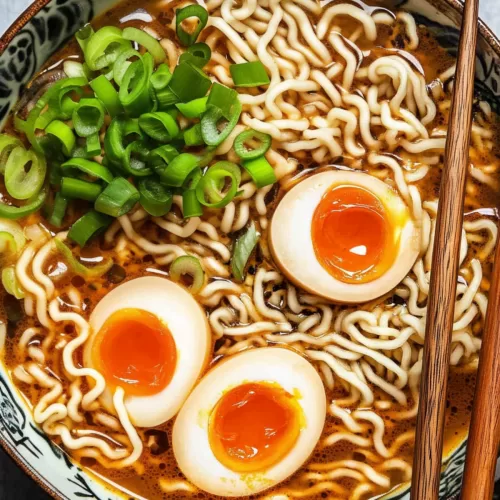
<box><xmin>0</xmin><ymin>0</ymin><xmax>499</xmax><ymax>498</ymax></box>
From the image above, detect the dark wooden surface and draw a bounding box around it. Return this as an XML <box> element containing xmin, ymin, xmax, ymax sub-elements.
<box><xmin>410</xmin><ymin>0</ymin><xmax>480</xmax><ymax>498</ymax></box>
<box><xmin>0</xmin><ymin>447</ymin><xmax>49</xmax><ymax>499</ymax></box>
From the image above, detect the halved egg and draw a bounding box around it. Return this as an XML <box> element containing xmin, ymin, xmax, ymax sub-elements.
<box><xmin>172</xmin><ymin>347</ymin><xmax>326</xmax><ymax>497</ymax></box>
<box><xmin>270</xmin><ymin>170</ymin><xmax>420</xmax><ymax>303</ymax></box>
<box><xmin>84</xmin><ymin>276</ymin><xmax>211</xmax><ymax>428</ymax></box>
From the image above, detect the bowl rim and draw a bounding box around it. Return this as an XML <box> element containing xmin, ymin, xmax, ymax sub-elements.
<box><xmin>0</xmin><ymin>0</ymin><xmax>499</xmax><ymax>498</ymax></box>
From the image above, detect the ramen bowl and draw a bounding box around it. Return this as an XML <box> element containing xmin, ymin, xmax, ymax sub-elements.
<box><xmin>0</xmin><ymin>0</ymin><xmax>499</xmax><ymax>499</ymax></box>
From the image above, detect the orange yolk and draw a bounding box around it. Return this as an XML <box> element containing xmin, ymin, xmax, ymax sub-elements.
<box><xmin>93</xmin><ymin>308</ymin><xmax>177</xmax><ymax>397</ymax></box>
<box><xmin>209</xmin><ymin>382</ymin><xmax>302</xmax><ymax>473</ymax></box>
<box><xmin>311</xmin><ymin>184</ymin><xmax>393</xmax><ymax>284</ymax></box>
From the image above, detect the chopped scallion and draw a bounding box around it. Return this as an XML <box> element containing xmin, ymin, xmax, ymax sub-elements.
<box><xmin>230</xmin><ymin>61</ymin><xmax>270</xmax><ymax>87</ymax></box>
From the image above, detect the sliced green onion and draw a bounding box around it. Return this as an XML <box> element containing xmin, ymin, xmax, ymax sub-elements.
<box><xmin>54</xmin><ymin>238</ymin><xmax>113</xmax><ymax>277</ymax></box>
<box><xmin>234</xmin><ymin>129</ymin><xmax>272</xmax><ymax>160</ymax></box>
<box><xmin>175</xmin><ymin>5</ymin><xmax>209</xmax><ymax>46</ymax></box>
<box><xmin>201</xmin><ymin>99</ymin><xmax>242</xmax><ymax>146</ymax></box>
<box><xmin>47</xmin><ymin>192</ymin><xmax>68</xmax><ymax>227</ymax></box>
<box><xmin>85</xmin><ymin>26</ymin><xmax>131</xmax><ymax>71</ymax></box>
<box><xmin>4</xmin><ymin>147</ymin><xmax>47</xmax><ymax>200</ymax></box>
<box><xmin>207</xmin><ymin>83</ymin><xmax>239</xmax><ymax>119</ymax></box>
<box><xmin>179</xmin><ymin>43</ymin><xmax>211</xmax><ymax>68</ymax></box>
<box><xmin>175</xmin><ymin>96</ymin><xmax>208</xmax><ymax>118</ymax></box>
<box><xmin>194</xmin><ymin>147</ymin><xmax>216</xmax><ymax>167</ymax></box>
<box><xmin>154</xmin><ymin>87</ymin><xmax>179</xmax><ymax>109</ymax></box>
<box><xmin>196</xmin><ymin>161</ymin><xmax>240</xmax><ymax>208</ymax></box>
<box><xmin>159</xmin><ymin>153</ymin><xmax>199</xmax><ymax>187</ymax></box>
<box><xmin>76</xmin><ymin>24</ymin><xmax>94</xmax><ymax>51</ymax></box>
<box><xmin>86</xmin><ymin>133</ymin><xmax>102</xmax><ymax>156</ymax></box>
<box><xmin>138</xmin><ymin>177</ymin><xmax>173</xmax><ymax>217</ymax></box>
<box><xmin>2</xmin><ymin>266</ymin><xmax>25</xmax><ymax>299</ymax></box>
<box><xmin>113</xmin><ymin>48</ymin><xmax>140</xmax><ymax>86</ymax></box>
<box><xmin>138</xmin><ymin>112</ymin><xmax>179</xmax><ymax>143</ymax></box>
<box><xmin>48</xmin><ymin>78</ymin><xmax>87</xmax><ymax>122</ymax></box>
<box><xmin>63</xmin><ymin>60</ymin><xmax>88</xmax><ymax>80</ymax></box>
<box><xmin>122</xmin><ymin>141</ymin><xmax>152</xmax><ymax>177</ymax></box>
<box><xmin>68</xmin><ymin>210</ymin><xmax>113</xmax><ymax>246</ymax></box>
<box><xmin>0</xmin><ymin>189</ymin><xmax>47</xmax><ymax>220</ymax></box>
<box><xmin>95</xmin><ymin>177</ymin><xmax>139</xmax><ymax>217</ymax></box>
<box><xmin>230</xmin><ymin>61</ymin><xmax>270</xmax><ymax>87</ymax></box>
<box><xmin>168</xmin><ymin>62</ymin><xmax>211</xmax><ymax>102</ymax></box>
<box><xmin>73</xmin><ymin>98</ymin><xmax>106</xmax><ymax>138</ymax></box>
<box><xmin>0</xmin><ymin>219</ymin><xmax>25</xmax><ymax>255</ymax></box>
<box><xmin>170</xmin><ymin>255</ymin><xmax>205</xmax><ymax>294</ymax></box>
<box><xmin>90</xmin><ymin>75</ymin><xmax>123</xmax><ymax>117</ymax></box>
<box><xmin>182</xmin><ymin>189</ymin><xmax>203</xmax><ymax>218</ymax></box>
<box><xmin>61</xmin><ymin>177</ymin><xmax>102</xmax><ymax>202</ymax></box>
<box><xmin>242</xmin><ymin>156</ymin><xmax>277</xmax><ymax>188</ymax></box>
<box><xmin>184</xmin><ymin>123</ymin><xmax>204</xmax><ymax>146</ymax></box>
<box><xmin>119</xmin><ymin>53</ymin><xmax>154</xmax><ymax>117</ymax></box>
<box><xmin>61</xmin><ymin>158</ymin><xmax>114</xmax><ymax>184</ymax></box>
<box><xmin>151</xmin><ymin>63</ymin><xmax>172</xmax><ymax>90</ymax></box>
<box><xmin>123</xmin><ymin>27</ymin><xmax>166</xmax><ymax>64</ymax></box>
<box><xmin>150</xmin><ymin>144</ymin><xmax>180</xmax><ymax>171</ymax></box>
<box><xmin>231</xmin><ymin>222</ymin><xmax>260</xmax><ymax>281</ymax></box>
<box><xmin>0</xmin><ymin>135</ymin><xmax>23</xmax><ymax>174</ymax></box>
<box><xmin>103</xmin><ymin>118</ymin><xmax>145</xmax><ymax>170</ymax></box>
<box><xmin>45</xmin><ymin>120</ymin><xmax>75</xmax><ymax>156</ymax></box>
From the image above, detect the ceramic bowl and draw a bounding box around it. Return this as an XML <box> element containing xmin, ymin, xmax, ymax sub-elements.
<box><xmin>0</xmin><ymin>0</ymin><xmax>499</xmax><ymax>498</ymax></box>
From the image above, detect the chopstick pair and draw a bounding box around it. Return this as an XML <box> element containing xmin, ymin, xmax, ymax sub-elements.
<box><xmin>410</xmin><ymin>0</ymin><xmax>500</xmax><ymax>498</ymax></box>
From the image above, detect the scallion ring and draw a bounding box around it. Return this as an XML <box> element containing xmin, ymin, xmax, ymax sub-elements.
<box><xmin>175</xmin><ymin>96</ymin><xmax>208</xmax><ymax>118</ymax></box>
<box><xmin>90</xmin><ymin>75</ymin><xmax>123</xmax><ymax>117</ymax></box>
<box><xmin>0</xmin><ymin>135</ymin><xmax>23</xmax><ymax>174</ymax></box>
<box><xmin>119</xmin><ymin>52</ymin><xmax>154</xmax><ymax>117</ymax></box>
<box><xmin>94</xmin><ymin>177</ymin><xmax>140</xmax><ymax>217</ymax></box>
<box><xmin>61</xmin><ymin>158</ymin><xmax>114</xmax><ymax>184</ymax></box>
<box><xmin>234</xmin><ymin>129</ymin><xmax>272</xmax><ymax>160</ymax></box>
<box><xmin>122</xmin><ymin>27</ymin><xmax>166</xmax><ymax>64</ymax></box>
<box><xmin>138</xmin><ymin>177</ymin><xmax>173</xmax><ymax>217</ymax></box>
<box><xmin>61</xmin><ymin>177</ymin><xmax>103</xmax><ymax>202</ymax></box>
<box><xmin>168</xmin><ymin>62</ymin><xmax>212</xmax><ymax>102</ymax></box>
<box><xmin>4</xmin><ymin>147</ymin><xmax>47</xmax><ymax>200</ymax></box>
<box><xmin>151</xmin><ymin>63</ymin><xmax>173</xmax><ymax>91</ymax></box>
<box><xmin>242</xmin><ymin>156</ymin><xmax>277</xmax><ymax>188</ymax></box>
<box><xmin>182</xmin><ymin>189</ymin><xmax>203</xmax><ymax>218</ymax></box>
<box><xmin>170</xmin><ymin>255</ymin><xmax>205</xmax><ymax>294</ymax></box>
<box><xmin>54</xmin><ymin>238</ymin><xmax>113</xmax><ymax>277</ymax></box>
<box><xmin>73</xmin><ymin>98</ymin><xmax>106</xmax><ymax>138</ymax></box>
<box><xmin>68</xmin><ymin>210</ymin><xmax>113</xmax><ymax>246</ymax></box>
<box><xmin>158</xmin><ymin>153</ymin><xmax>199</xmax><ymax>187</ymax></box>
<box><xmin>85</xmin><ymin>26</ymin><xmax>132</xmax><ymax>71</ymax></box>
<box><xmin>201</xmin><ymin>99</ymin><xmax>242</xmax><ymax>147</ymax></box>
<box><xmin>175</xmin><ymin>5</ymin><xmax>209</xmax><ymax>46</ymax></box>
<box><xmin>0</xmin><ymin>189</ymin><xmax>47</xmax><ymax>220</ymax></box>
<box><xmin>2</xmin><ymin>266</ymin><xmax>25</xmax><ymax>299</ymax></box>
<box><xmin>229</xmin><ymin>60</ymin><xmax>270</xmax><ymax>87</ymax></box>
<box><xmin>47</xmin><ymin>193</ymin><xmax>69</xmax><ymax>228</ymax></box>
<box><xmin>138</xmin><ymin>112</ymin><xmax>179</xmax><ymax>143</ymax></box>
<box><xmin>195</xmin><ymin>161</ymin><xmax>240</xmax><ymax>208</ymax></box>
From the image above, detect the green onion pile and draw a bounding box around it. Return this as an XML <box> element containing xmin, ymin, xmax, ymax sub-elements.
<box><xmin>0</xmin><ymin>5</ymin><xmax>275</xmax><ymax>248</ymax></box>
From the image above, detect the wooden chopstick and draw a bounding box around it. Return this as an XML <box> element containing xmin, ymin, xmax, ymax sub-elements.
<box><xmin>461</xmin><ymin>242</ymin><xmax>500</xmax><ymax>495</ymax></box>
<box><xmin>410</xmin><ymin>0</ymin><xmax>479</xmax><ymax>498</ymax></box>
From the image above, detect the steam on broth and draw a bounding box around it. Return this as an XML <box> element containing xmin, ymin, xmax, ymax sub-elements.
<box><xmin>0</xmin><ymin>0</ymin><xmax>498</xmax><ymax>498</ymax></box>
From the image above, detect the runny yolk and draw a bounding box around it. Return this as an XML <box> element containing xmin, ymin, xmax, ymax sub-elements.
<box><xmin>209</xmin><ymin>382</ymin><xmax>302</xmax><ymax>473</ymax></box>
<box><xmin>93</xmin><ymin>308</ymin><xmax>177</xmax><ymax>397</ymax></box>
<box><xmin>311</xmin><ymin>184</ymin><xmax>392</xmax><ymax>284</ymax></box>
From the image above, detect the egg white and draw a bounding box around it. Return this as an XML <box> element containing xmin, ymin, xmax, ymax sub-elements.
<box><xmin>270</xmin><ymin>170</ymin><xmax>420</xmax><ymax>303</ymax></box>
<box><xmin>84</xmin><ymin>276</ymin><xmax>211</xmax><ymax>428</ymax></box>
<box><xmin>172</xmin><ymin>347</ymin><xmax>326</xmax><ymax>497</ymax></box>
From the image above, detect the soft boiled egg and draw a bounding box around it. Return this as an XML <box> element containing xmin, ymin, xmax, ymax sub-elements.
<box><xmin>270</xmin><ymin>170</ymin><xmax>420</xmax><ymax>303</ymax></box>
<box><xmin>84</xmin><ymin>276</ymin><xmax>211</xmax><ymax>428</ymax></box>
<box><xmin>172</xmin><ymin>347</ymin><xmax>326</xmax><ymax>497</ymax></box>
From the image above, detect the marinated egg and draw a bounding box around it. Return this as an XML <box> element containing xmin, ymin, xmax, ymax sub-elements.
<box><xmin>172</xmin><ymin>348</ymin><xmax>326</xmax><ymax>497</ymax></box>
<box><xmin>84</xmin><ymin>276</ymin><xmax>211</xmax><ymax>427</ymax></box>
<box><xmin>270</xmin><ymin>171</ymin><xmax>420</xmax><ymax>303</ymax></box>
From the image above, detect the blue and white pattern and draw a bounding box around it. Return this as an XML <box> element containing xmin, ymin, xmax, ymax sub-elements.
<box><xmin>0</xmin><ymin>0</ymin><xmax>499</xmax><ymax>498</ymax></box>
